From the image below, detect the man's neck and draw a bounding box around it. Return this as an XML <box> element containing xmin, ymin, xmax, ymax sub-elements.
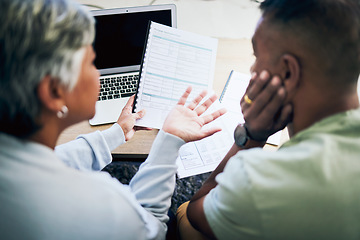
<box><xmin>290</xmin><ymin>85</ymin><xmax>359</xmax><ymax>137</ymax></box>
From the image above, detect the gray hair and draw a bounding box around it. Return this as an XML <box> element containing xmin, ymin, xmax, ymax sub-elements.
<box><xmin>0</xmin><ymin>0</ymin><xmax>95</xmax><ymax>138</ymax></box>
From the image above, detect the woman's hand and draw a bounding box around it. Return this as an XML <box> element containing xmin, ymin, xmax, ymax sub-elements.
<box><xmin>240</xmin><ymin>70</ymin><xmax>292</xmax><ymax>141</ymax></box>
<box><xmin>162</xmin><ymin>86</ymin><xmax>227</xmax><ymax>143</ymax></box>
<box><xmin>116</xmin><ymin>95</ymin><xmax>150</xmax><ymax>141</ymax></box>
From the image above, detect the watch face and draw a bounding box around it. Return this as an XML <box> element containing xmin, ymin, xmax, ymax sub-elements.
<box><xmin>234</xmin><ymin>124</ymin><xmax>248</xmax><ymax>147</ymax></box>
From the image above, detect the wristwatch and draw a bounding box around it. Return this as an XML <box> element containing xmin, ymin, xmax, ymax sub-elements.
<box><xmin>234</xmin><ymin>124</ymin><xmax>250</xmax><ymax>147</ymax></box>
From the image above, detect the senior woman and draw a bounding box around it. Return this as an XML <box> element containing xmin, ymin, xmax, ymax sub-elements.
<box><xmin>0</xmin><ymin>0</ymin><xmax>225</xmax><ymax>239</ymax></box>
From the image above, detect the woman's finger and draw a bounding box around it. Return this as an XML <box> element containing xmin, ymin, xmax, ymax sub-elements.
<box><xmin>177</xmin><ymin>86</ymin><xmax>192</xmax><ymax>105</ymax></box>
<box><xmin>187</xmin><ymin>89</ymin><xmax>207</xmax><ymax>110</ymax></box>
<box><xmin>201</xmin><ymin>108</ymin><xmax>227</xmax><ymax>125</ymax></box>
<box><xmin>195</xmin><ymin>94</ymin><xmax>217</xmax><ymax>116</ymax></box>
<box><xmin>122</xmin><ymin>95</ymin><xmax>135</xmax><ymax>112</ymax></box>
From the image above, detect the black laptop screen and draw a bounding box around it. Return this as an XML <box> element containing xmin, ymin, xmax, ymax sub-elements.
<box><xmin>93</xmin><ymin>10</ymin><xmax>172</xmax><ymax>70</ymax></box>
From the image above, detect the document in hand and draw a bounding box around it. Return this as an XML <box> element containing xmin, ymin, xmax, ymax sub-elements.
<box><xmin>133</xmin><ymin>21</ymin><xmax>218</xmax><ymax>129</ymax></box>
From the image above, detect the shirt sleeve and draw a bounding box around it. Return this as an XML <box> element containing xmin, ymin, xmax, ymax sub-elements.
<box><xmin>55</xmin><ymin>123</ymin><xmax>126</xmax><ymax>171</ymax></box>
<box><xmin>203</xmin><ymin>151</ymin><xmax>263</xmax><ymax>239</ymax></box>
<box><xmin>129</xmin><ymin>130</ymin><xmax>185</xmax><ymax>231</ymax></box>
<box><xmin>52</xmin><ymin>128</ymin><xmax>185</xmax><ymax>239</ymax></box>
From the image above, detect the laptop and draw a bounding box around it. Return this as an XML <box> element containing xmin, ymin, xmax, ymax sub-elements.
<box><xmin>89</xmin><ymin>4</ymin><xmax>177</xmax><ymax>125</ymax></box>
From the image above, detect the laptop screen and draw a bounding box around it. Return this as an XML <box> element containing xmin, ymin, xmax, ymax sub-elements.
<box><xmin>92</xmin><ymin>6</ymin><xmax>176</xmax><ymax>74</ymax></box>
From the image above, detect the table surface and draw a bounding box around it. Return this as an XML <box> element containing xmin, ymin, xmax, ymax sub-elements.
<box><xmin>56</xmin><ymin>38</ymin><xmax>288</xmax><ymax>157</ymax></box>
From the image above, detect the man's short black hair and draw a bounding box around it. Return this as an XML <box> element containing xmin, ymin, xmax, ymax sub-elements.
<box><xmin>259</xmin><ymin>0</ymin><xmax>360</xmax><ymax>82</ymax></box>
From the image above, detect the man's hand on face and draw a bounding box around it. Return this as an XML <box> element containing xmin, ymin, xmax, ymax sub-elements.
<box><xmin>240</xmin><ymin>70</ymin><xmax>293</xmax><ymax>142</ymax></box>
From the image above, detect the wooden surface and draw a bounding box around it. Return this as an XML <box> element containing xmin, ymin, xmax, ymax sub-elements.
<box><xmin>56</xmin><ymin>38</ymin><xmax>287</xmax><ymax>156</ymax></box>
<box><xmin>56</xmin><ymin>119</ymin><xmax>160</xmax><ymax>156</ymax></box>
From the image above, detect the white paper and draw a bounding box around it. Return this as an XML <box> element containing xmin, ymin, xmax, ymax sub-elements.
<box><xmin>134</xmin><ymin>21</ymin><xmax>218</xmax><ymax>129</ymax></box>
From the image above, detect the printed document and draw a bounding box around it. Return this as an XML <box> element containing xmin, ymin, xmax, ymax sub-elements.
<box><xmin>176</xmin><ymin>100</ymin><xmax>234</xmax><ymax>178</ymax></box>
<box><xmin>133</xmin><ymin>21</ymin><xmax>218</xmax><ymax>129</ymax></box>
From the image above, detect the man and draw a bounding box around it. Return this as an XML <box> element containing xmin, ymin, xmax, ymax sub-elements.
<box><xmin>182</xmin><ymin>0</ymin><xmax>360</xmax><ymax>239</ymax></box>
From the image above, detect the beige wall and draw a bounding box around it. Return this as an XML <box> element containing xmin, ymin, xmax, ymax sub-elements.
<box><xmin>76</xmin><ymin>0</ymin><xmax>261</xmax><ymax>39</ymax></box>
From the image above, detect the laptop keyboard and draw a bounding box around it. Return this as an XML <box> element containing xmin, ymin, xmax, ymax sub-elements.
<box><xmin>98</xmin><ymin>73</ymin><xmax>139</xmax><ymax>101</ymax></box>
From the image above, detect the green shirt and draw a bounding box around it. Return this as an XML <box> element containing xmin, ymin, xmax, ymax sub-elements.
<box><xmin>204</xmin><ymin>109</ymin><xmax>360</xmax><ymax>240</ymax></box>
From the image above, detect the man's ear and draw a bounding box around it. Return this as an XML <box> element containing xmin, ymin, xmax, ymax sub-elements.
<box><xmin>37</xmin><ymin>76</ymin><xmax>66</xmax><ymax>114</ymax></box>
<box><xmin>282</xmin><ymin>53</ymin><xmax>301</xmax><ymax>99</ymax></box>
